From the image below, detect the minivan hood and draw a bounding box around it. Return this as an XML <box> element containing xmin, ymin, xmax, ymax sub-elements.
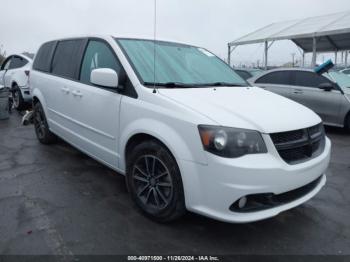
<box><xmin>159</xmin><ymin>86</ymin><xmax>321</xmax><ymax>134</ymax></box>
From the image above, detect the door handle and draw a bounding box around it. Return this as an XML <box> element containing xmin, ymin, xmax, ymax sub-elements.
<box><xmin>61</xmin><ymin>87</ymin><xmax>70</xmax><ymax>94</ymax></box>
<box><xmin>72</xmin><ymin>90</ymin><xmax>83</xmax><ymax>97</ymax></box>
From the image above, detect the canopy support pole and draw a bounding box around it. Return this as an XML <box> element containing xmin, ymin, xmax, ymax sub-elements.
<box><xmin>297</xmin><ymin>45</ymin><xmax>305</xmax><ymax>67</ymax></box>
<box><xmin>296</xmin><ymin>47</ymin><xmax>305</xmax><ymax>67</ymax></box>
<box><xmin>341</xmin><ymin>51</ymin><xmax>344</xmax><ymax>65</ymax></box>
<box><xmin>311</xmin><ymin>37</ymin><xmax>317</xmax><ymax>67</ymax></box>
<box><xmin>227</xmin><ymin>45</ymin><xmax>231</xmax><ymax>67</ymax></box>
<box><xmin>335</xmin><ymin>51</ymin><xmax>338</xmax><ymax>65</ymax></box>
<box><xmin>345</xmin><ymin>51</ymin><xmax>349</xmax><ymax>67</ymax></box>
<box><xmin>227</xmin><ymin>45</ymin><xmax>236</xmax><ymax>67</ymax></box>
<box><xmin>302</xmin><ymin>52</ymin><xmax>305</xmax><ymax>67</ymax></box>
<box><xmin>263</xmin><ymin>41</ymin><xmax>274</xmax><ymax>70</ymax></box>
<box><xmin>264</xmin><ymin>41</ymin><xmax>268</xmax><ymax>70</ymax></box>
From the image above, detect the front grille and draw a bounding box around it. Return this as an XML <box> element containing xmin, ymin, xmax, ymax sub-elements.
<box><xmin>270</xmin><ymin>123</ymin><xmax>325</xmax><ymax>164</ymax></box>
<box><xmin>271</xmin><ymin>129</ymin><xmax>304</xmax><ymax>144</ymax></box>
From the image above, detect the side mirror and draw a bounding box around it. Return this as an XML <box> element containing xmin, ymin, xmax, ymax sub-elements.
<box><xmin>318</xmin><ymin>82</ymin><xmax>334</xmax><ymax>92</ymax></box>
<box><xmin>90</xmin><ymin>68</ymin><xmax>119</xmax><ymax>88</ymax></box>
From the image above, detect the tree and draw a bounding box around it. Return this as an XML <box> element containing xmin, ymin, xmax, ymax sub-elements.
<box><xmin>0</xmin><ymin>44</ymin><xmax>6</xmax><ymax>65</ymax></box>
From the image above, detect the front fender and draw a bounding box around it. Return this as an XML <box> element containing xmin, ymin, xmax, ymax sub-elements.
<box><xmin>119</xmin><ymin>118</ymin><xmax>208</xmax><ymax>172</ymax></box>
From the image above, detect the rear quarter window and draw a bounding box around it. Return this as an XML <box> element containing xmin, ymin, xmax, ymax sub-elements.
<box><xmin>255</xmin><ymin>71</ymin><xmax>292</xmax><ymax>85</ymax></box>
<box><xmin>33</xmin><ymin>41</ymin><xmax>57</xmax><ymax>72</ymax></box>
<box><xmin>9</xmin><ymin>56</ymin><xmax>28</xmax><ymax>69</ymax></box>
<box><xmin>293</xmin><ymin>71</ymin><xmax>331</xmax><ymax>88</ymax></box>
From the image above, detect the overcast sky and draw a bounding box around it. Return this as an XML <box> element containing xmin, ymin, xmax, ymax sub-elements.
<box><xmin>1</xmin><ymin>0</ymin><xmax>350</xmax><ymax>66</ymax></box>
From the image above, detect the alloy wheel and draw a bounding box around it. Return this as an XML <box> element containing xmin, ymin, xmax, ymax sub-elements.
<box><xmin>13</xmin><ymin>90</ymin><xmax>20</xmax><ymax>108</ymax></box>
<box><xmin>132</xmin><ymin>155</ymin><xmax>173</xmax><ymax>210</ymax></box>
<box><xmin>34</xmin><ymin>106</ymin><xmax>46</xmax><ymax>139</ymax></box>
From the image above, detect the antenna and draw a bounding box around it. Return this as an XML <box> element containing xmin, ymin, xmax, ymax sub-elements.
<box><xmin>152</xmin><ymin>0</ymin><xmax>157</xmax><ymax>94</ymax></box>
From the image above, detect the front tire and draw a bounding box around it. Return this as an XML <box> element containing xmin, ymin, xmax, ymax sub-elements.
<box><xmin>126</xmin><ymin>140</ymin><xmax>186</xmax><ymax>222</ymax></box>
<box><xmin>33</xmin><ymin>102</ymin><xmax>57</xmax><ymax>144</ymax></box>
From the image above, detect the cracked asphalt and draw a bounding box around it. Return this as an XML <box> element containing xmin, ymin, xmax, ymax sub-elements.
<box><xmin>0</xmin><ymin>112</ymin><xmax>350</xmax><ymax>256</ymax></box>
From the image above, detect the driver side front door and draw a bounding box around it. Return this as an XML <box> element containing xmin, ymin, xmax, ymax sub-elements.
<box><xmin>66</xmin><ymin>39</ymin><xmax>125</xmax><ymax>169</ymax></box>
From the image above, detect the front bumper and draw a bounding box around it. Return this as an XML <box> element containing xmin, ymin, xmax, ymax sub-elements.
<box><xmin>179</xmin><ymin>136</ymin><xmax>331</xmax><ymax>223</ymax></box>
<box><xmin>20</xmin><ymin>86</ymin><xmax>32</xmax><ymax>102</ymax></box>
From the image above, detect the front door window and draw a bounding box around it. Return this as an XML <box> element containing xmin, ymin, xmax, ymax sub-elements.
<box><xmin>80</xmin><ymin>40</ymin><xmax>122</xmax><ymax>85</ymax></box>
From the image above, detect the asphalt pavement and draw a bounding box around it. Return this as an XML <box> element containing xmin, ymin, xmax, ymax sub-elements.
<box><xmin>0</xmin><ymin>112</ymin><xmax>349</xmax><ymax>256</ymax></box>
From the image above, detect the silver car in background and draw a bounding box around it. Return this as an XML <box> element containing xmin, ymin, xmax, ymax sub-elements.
<box><xmin>249</xmin><ymin>68</ymin><xmax>350</xmax><ymax>130</ymax></box>
<box><xmin>234</xmin><ymin>68</ymin><xmax>264</xmax><ymax>80</ymax></box>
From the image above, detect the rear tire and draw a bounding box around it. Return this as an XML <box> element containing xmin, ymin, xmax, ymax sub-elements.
<box><xmin>126</xmin><ymin>140</ymin><xmax>186</xmax><ymax>222</ymax></box>
<box><xmin>33</xmin><ymin>102</ymin><xmax>57</xmax><ymax>144</ymax></box>
<box><xmin>12</xmin><ymin>85</ymin><xmax>26</xmax><ymax>111</ymax></box>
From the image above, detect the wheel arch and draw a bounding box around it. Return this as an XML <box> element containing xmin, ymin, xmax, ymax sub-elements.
<box><xmin>10</xmin><ymin>81</ymin><xmax>19</xmax><ymax>91</ymax></box>
<box><xmin>31</xmin><ymin>89</ymin><xmax>49</xmax><ymax>121</ymax></box>
<box><xmin>122</xmin><ymin>131</ymin><xmax>181</xmax><ymax>173</ymax></box>
<box><xmin>32</xmin><ymin>96</ymin><xmax>40</xmax><ymax>105</ymax></box>
<box><xmin>10</xmin><ymin>71</ymin><xmax>27</xmax><ymax>88</ymax></box>
<box><xmin>119</xmin><ymin>119</ymin><xmax>207</xmax><ymax>172</ymax></box>
<box><xmin>124</xmin><ymin>133</ymin><xmax>175</xmax><ymax>163</ymax></box>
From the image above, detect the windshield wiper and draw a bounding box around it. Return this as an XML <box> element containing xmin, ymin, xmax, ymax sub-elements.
<box><xmin>201</xmin><ymin>82</ymin><xmax>247</xmax><ymax>87</ymax></box>
<box><xmin>144</xmin><ymin>81</ymin><xmax>247</xmax><ymax>88</ymax></box>
<box><xmin>144</xmin><ymin>82</ymin><xmax>194</xmax><ymax>88</ymax></box>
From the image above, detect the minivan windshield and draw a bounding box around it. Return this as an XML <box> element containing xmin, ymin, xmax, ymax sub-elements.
<box><xmin>116</xmin><ymin>38</ymin><xmax>247</xmax><ymax>88</ymax></box>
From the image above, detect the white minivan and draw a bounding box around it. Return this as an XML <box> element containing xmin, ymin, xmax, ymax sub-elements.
<box><xmin>30</xmin><ymin>36</ymin><xmax>331</xmax><ymax>223</ymax></box>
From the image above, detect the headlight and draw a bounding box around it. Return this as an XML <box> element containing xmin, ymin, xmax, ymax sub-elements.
<box><xmin>198</xmin><ymin>125</ymin><xmax>267</xmax><ymax>158</ymax></box>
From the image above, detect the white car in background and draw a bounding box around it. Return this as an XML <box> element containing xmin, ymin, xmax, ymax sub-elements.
<box><xmin>0</xmin><ymin>54</ymin><xmax>33</xmax><ymax>110</ymax></box>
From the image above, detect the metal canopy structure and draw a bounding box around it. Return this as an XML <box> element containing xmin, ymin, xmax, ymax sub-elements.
<box><xmin>228</xmin><ymin>11</ymin><xmax>350</xmax><ymax>68</ymax></box>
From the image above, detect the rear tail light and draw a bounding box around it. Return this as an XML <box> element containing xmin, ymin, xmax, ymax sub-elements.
<box><xmin>25</xmin><ymin>70</ymin><xmax>30</xmax><ymax>76</ymax></box>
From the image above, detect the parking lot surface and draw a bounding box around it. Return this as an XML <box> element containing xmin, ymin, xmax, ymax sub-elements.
<box><xmin>0</xmin><ymin>112</ymin><xmax>350</xmax><ymax>255</ymax></box>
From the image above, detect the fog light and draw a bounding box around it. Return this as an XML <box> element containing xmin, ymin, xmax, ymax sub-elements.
<box><xmin>238</xmin><ymin>196</ymin><xmax>247</xmax><ymax>208</ymax></box>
